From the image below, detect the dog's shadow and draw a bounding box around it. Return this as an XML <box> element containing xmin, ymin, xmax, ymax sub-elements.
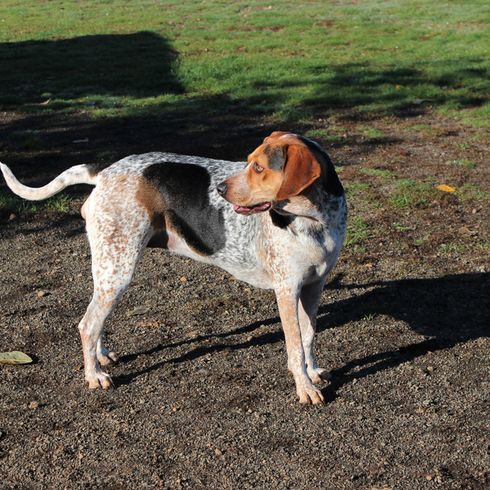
<box><xmin>115</xmin><ymin>272</ymin><xmax>489</xmax><ymax>401</ymax></box>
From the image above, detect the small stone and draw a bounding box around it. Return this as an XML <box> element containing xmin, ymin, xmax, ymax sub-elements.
<box><xmin>29</xmin><ymin>400</ymin><xmax>39</xmax><ymax>409</ymax></box>
<box><xmin>180</xmin><ymin>276</ymin><xmax>188</xmax><ymax>283</ymax></box>
<box><xmin>36</xmin><ymin>290</ymin><xmax>48</xmax><ymax>298</ymax></box>
<box><xmin>425</xmin><ymin>474</ymin><xmax>434</xmax><ymax>481</ymax></box>
<box><xmin>214</xmin><ymin>448</ymin><xmax>223</xmax><ymax>457</ymax></box>
<box><xmin>9</xmin><ymin>213</ymin><xmax>17</xmax><ymax>221</ymax></box>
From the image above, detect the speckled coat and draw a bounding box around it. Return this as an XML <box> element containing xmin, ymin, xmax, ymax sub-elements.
<box><xmin>0</xmin><ymin>133</ymin><xmax>347</xmax><ymax>405</ymax></box>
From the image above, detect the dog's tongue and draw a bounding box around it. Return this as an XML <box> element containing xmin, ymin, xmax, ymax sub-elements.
<box><xmin>233</xmin><ymin>202</ymin><xmax>271</xmax><ymax>214</ymax></box>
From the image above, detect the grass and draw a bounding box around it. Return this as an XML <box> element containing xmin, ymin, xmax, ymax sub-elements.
<box><xmin>438</xmin><ymin>242</ymin><xmax>467</xmax><ymax>255</ymax></box>
<box><xmin>389</xmin><ymin>179</ymin><xmax>434</xmax><ymax>209</ymax></box>
<box><xmin>361</xmin><ymin>127</ymin><xmax>385</xmax><ymax>139</ymax></box>
<box><xmin>0</xmin><ymin>0</ymin><xmax>488</xmax><ymax>129</ymax></box>
<box><xmin>448</xmin><ymin>159</ymin><xmax>476</xmax><ymax>169</ymax></box>
<box><xmin>345</xmin><ymin>181</ymin><xmax>370</xmax><ymax>195</ymax></box>
<box><xmin>305</xmin><ymin>127</ymin><xmax>348</xmax><ymax>145</ymax></box>
<box><xmin>345</xmin><ymin>216</ymin><xmax>371</xmax><ymax>247</ymax></box>
<box><xmin>0</xmin><ymin>192</ymin><xmax>73</xmax><ymax>214</ymax></box>
<box><xmin>456</xmin><ymin>183</ymin><xmax>489</xmax><ymax>201</ymax></box>
<box><xmin>359</xmin><ymin>167</ymin><xmax>394</xmax><ymax>178</ymax></box>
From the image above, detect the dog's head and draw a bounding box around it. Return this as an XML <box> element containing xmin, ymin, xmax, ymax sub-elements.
<box><xmin>217</xmin><ymin>132</ymin><xmax>322</xmax><ymax>215</ymax></box>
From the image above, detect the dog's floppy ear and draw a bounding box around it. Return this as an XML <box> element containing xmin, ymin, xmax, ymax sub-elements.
<box><xmin>263</xmin><ymin>131</ymin><xmax>291</xmax><ymax>144</ymax></box>
<box><xmin>276</xmin><ymin>144</ymin><xmax>321</xmax><ymax>201</ymax></box>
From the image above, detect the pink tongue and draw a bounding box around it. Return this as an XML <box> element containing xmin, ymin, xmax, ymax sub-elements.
<box><xmin>233</xmin><ymin>204</ymin><xmax>252</xmax><ymax>213</ymax></box>
<box><xmin>233</xmin><ymin>202</ymin><xmax>271</xmax><ymax>214</ymax></box>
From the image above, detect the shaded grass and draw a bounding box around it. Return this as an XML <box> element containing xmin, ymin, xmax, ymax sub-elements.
<box><xmin>0</xmin><ymin>192</ymin><xmax>73</xmax><ymax>214</ymax></box>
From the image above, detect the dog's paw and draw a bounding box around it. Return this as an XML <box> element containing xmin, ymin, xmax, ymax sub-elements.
<box><xmin>296</xmin><ymin>383</ymin><xmax>325</xmax><ymax>405</ymax></box>
<box><xmin>307</xmin><ymin>367</ymin><xmax>331</xmax><ymax>385</ymax></box>
<box><xmin>86</xmin><ymin>370</ymin><xmax>114</xmax><ymax>390</ymax></box>
<box><xmin>97</xmin><ymin>348</ymin><xmax>118</xmax><ymax>367</ymax></box>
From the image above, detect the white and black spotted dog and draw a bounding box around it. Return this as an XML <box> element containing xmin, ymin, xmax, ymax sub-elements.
<box><xmin>1</xmin><ymin>131</ymin><xmax>346</xmax><ymax>405</ymax></box>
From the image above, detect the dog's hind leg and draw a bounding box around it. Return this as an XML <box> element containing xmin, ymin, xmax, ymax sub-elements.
<box><xmin>79</xmin><ymin>194</ymin><xmax>152</xmax><ymax>389</ymax></box>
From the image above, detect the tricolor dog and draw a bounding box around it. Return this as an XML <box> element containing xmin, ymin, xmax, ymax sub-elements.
<box><xmin>1</xmin><ymin>131</ymin><xmax>346</xmax><ymax>405</ymax></box>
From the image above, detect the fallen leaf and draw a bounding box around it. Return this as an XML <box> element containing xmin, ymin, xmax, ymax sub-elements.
<box><xmin>435</xmin><ymin>184</ymin><xmax>455</xmax><ymax>193</ymax></box>
<box><xmin>127</xmin><ymin>305</ymin><xmax>151</xmax><ymax>317</ymax></box>
<box><xmin>0</xmin><ymin>351</ymin><xmax>33</xmax><ymax>365</ymax></box>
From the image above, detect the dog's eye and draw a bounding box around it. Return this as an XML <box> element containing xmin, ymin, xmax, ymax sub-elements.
<box><xmin>253</xmin><ymin>162</ymin><xmax>264</xmax><ymax>173</ymax></box>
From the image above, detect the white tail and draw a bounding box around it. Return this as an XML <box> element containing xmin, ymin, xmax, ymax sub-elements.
<box><xmin>0</xmin><ymin>163</ymin><xmax>97</xmax><ymax>201</ymax></box>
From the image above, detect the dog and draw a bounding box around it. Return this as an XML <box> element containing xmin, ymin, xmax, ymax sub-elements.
<box><xmin>0</xmin><ymin>131</ymin><xmax>346</xmax><ymax>405</ymax></box>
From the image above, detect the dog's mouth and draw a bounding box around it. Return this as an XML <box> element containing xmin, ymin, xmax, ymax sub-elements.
<box><xmin>232</xmin><ymin>201</ymin><xmax>272</xmax><ymax>215</ymax></box>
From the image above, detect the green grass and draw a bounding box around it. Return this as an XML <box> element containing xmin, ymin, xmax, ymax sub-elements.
<box><xmin>438</xmin><ymin>242</ymin><xmax>467</xmax><ymax>255</ymax></box>
<box><xmin>456</xmin><ymin>183</ymin><xmax>489</xmax><ymax>201</ymax></box>
<box><xmin>393</xmin><ymin>222</ymin><xmax>413</xmax><ymax>232</ymax></box>
<box><xmin>345</xmin><ymin>181</ymin><xmax>370</xmax><ymax>195</ymax></box>
<box><xmin>305</xmin><ymin>127</ymin><xmax>347</xmax><ymax>145</ymax></box>
<box><xmin>408</xmin><ymin>123</ymin><xmax>433</xmax><ymax>132</ymax></box>
<box><xmin>361</xmin><ymin>127</ymin><xmax>385</xmax><ymax>139</ymax></box>
<box><xmin>0</xmin><ymin>0</ymin><xmax>488</xmax><ymax>129</ymax></box>
<box><xmin>448</xmin><ymin>159</ymin><xmax>476</xmax><ymax>169</ymax></box>
<box><xmin>359</xmin><ymin>167</ymin><xmax>394</xmax><ymax>178</ymax></box>
<box><xmin>389</xmin><ymin>179</ymin><xmax>434</xmax><ymax>209</ymax></box>
<box><xmin>345</xmin><ymin>216</ymin><xmax>371</xmax><ymax>247</ymax></box>
<box><xmin>0</xmin><ymin>192</ymin><xmax>73</xmax><ymax>214</ymax></box>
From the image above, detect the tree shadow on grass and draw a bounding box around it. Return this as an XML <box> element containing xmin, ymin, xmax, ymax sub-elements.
<box><xmin>115</xmin><ymin>272</ymin><xmax>489</xmax><ymax>396</ymax></box>
<box><xmin>0</xmin><ymin>31</ymin><xmax>183</xmax><ymax>104</ymax></box>
<box><xmin>0</xmin><ymin>32</ymin><xmax>488</xmax><ymax>199</ymax></box>
<box><xmin>254</xmin><ymin>59</ymin><xmax>489</xmax><ymax>120</ymax></box>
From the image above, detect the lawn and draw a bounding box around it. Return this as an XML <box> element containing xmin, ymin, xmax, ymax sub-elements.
<box><xmin>0</xmin><ymin>0</ymin><xmax>489</xmax><ymax>127</ymax></box>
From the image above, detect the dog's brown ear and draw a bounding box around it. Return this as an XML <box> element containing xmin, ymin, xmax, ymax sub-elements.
<box><xmin>276</xmin><ymin>145</ymin><xmax>321</xmax><ymax>201</ymax></box>
<box><xmin>263</xmin><ymin>131</ymin><xmax>291</xmax><ymax>144</ymax></box>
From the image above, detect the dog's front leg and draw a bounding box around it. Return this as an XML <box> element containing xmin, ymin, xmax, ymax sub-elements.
<box><xmin>275</xmin><ymin>286</ymin><xmax>325</xmax><ymax>405</ymax></box>
<box><xmin>299</xmin><ymin>280</ymin><xmax>330</xmax><ymax>385</ymax></box>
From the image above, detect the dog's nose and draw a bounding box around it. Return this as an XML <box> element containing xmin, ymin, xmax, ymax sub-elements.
<box><xmin>216</xmin><ymin>182</ymin><xmax>227</xmax><ymax>196</ymax></box>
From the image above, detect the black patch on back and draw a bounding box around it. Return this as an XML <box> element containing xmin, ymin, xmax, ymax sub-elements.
<box><xmin>86</xmin><ymin>161</ymin><xmax>114</xmax><ymax>177</ymax></box>
<box><xmin>297</xmin><ymin>136</ymin><xmax>344</xmax><ymax>197</ymax></box>
<box><xmin>270</xmin><ymin>209</ymin><xmax>294</xmax><ymax>229</ymax></box>
<box><xmin>143</xmin><ymin>162</ymin><xmax>225</xmax><ymax>255</ymax></box>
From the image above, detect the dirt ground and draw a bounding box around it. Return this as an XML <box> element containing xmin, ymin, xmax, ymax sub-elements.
<box><xmin>0</xmin><ymin>110</ymin><xmax>489</xmax><ymax>489</ymax></box>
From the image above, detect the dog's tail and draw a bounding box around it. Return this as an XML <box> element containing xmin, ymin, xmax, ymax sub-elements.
<box><xmin>0</xmin><ymin>163</ymin><xmax>98</xmax><ymax>201</ymax></box>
